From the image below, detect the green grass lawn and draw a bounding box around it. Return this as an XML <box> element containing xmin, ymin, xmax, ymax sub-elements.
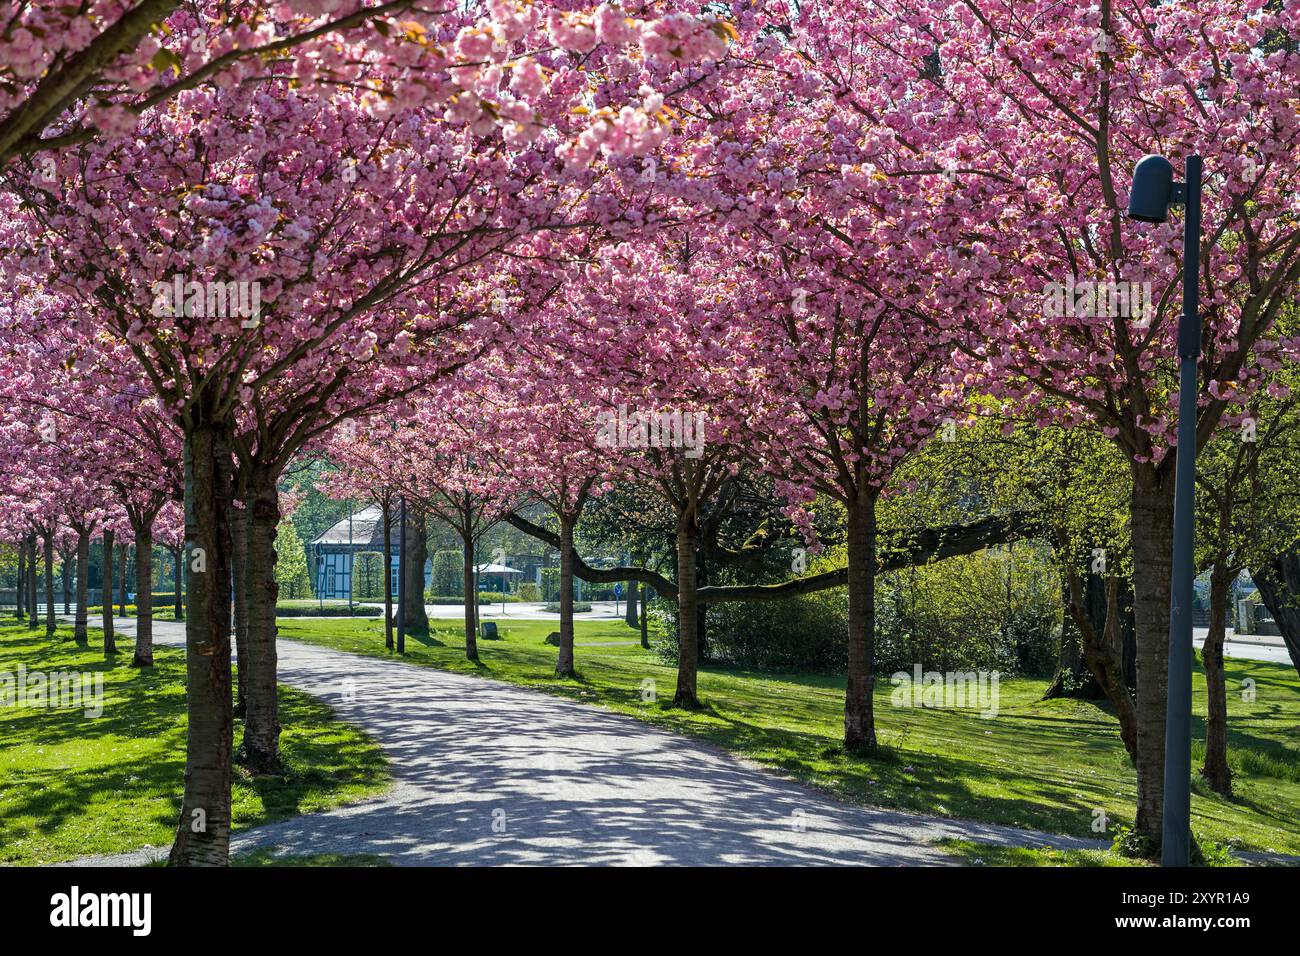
<box><xmin>0</xmin><ymin>621</ymin><xmax>390</xmax><ymax>865</ymax></box>
<box><xmin>936</xmin><ymin>838</ymin><xmax>1149</xmax><ymax>867</ymax></box>
<box><xmin>277</xmin><ymin>615</ymin><xmax>1300</xmax><ymax>857</ymax></box>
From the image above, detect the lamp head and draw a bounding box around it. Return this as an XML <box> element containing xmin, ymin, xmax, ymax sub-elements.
<box><xmin>1127</xmin><ymin>154</ymin><xmax>1176</xmax><ymax>223</ymax></box>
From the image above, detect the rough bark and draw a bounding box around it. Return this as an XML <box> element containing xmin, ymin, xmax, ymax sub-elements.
<box><xmin>462</xmin><ymin>536</ymin><xmax>478</xmax><ymax>662</ymax></box>
<box><xmin>43</xmin><ymin>532</ymin><xmax>55</xmax><ymax>637</ymax></box>
<box><xmin>117</xmin><ymin>542</ymin><xmax>127</xmax><ymax>616</ymax></box>
<box><xmin>1043</xmin><ymin>573</ymin><xmax>1105</xmax><ymax>700</ymax></box>
<box><xmin>1120</xmin><ymin>579</ymin><xmax>1138</xmax><ymax>693</ymax></box>
<box><xmin>26</xmin><ymin>535</ymin><xmax>38</xmax><ymax>630</ymax></box>
<box><xmin>73</xmin><ymin>530</ymin><xmax>89</xmax><ymax>645</ymax></box>
<box><xmin>230</xmin><ymin>502</ymin><xmax>249</xmax><ymax>716</ymax></box>
<box><xmin>382</xmin><ymin>497</ymin><xmax>393</xmax><ymax>651</ymax></box>
<box><xmin>1200</xmin><ymin>563</ymin><xmax>1233</xmax><ymax>796</ymax></box>
<box><xmin>673</xmin><ymin>513</ymin><xmax>701</xmax><ymax>708</ymax></box>
<box><xmin>625</xmin><ymin>578</ymin><xmax>639</xmax><ymax>627</ymax></box>
<box><xmin>1130</xmin><ymin>477</ymin><xmax>1176</xmax><ymax>842</ymax></box>
<box><xmin>240</xmin><ymin>477</ymin><xmax>282</xmax><ymax>774</ymax></box>
<box><xmin>132</xmin><ymin>525</ymin><xmax>154</xmax><ymax>667</ymax></box>
<box><xmin>695</xmin><ymin>549</ymin><xmax>709</xmax><ymax>663</ymax></box>
<box><xmin>14</xmin><ymin>541</ymin><xmax>24</xmax><ymax>621</ymax></box>
<box><xmin>168</xmin><ymin>420</ymin><xmax>234</xmax><ymax>867</ymax></box>
<box><xmin>1062</xmin><ymin>562</ymin><xmax>1139</xmax><ymax>758</ymax></box>
<box><xmin>172</xmin><ymin>545</ymin><xmax>184</xmax><ymax>619</ymax></box>
<box><xmin>555</xmin><ymin>515</ymin><xmax>577</xmax><ymax>678</ymax></box>
<box><xmin>60</xmin><ymin>545</ymin><xmax>71</xmax><ymax>615</ymax></box>
<box><xmin>101</xmin><ymin>529</ymin><xmax>115</xmax><ymax>656</ymax></box>
<box><xmin>403</xmin><ymin>505</ymin><xmax>429</xmax><ymax>632</ymax></box>
<box><xmin>844</xmin><ymin>492</ymin><xmax>879</xmax><ymax>752</ymax></box>
<box><xmin>639</xmin><ymin>582</ymin><xmax>650</xmax><ymax>649</ymax></box>
<box><xmin>1251</xmin><ymin>553</ymin><xmax>1300</xmax><ymax>677</ymax></box>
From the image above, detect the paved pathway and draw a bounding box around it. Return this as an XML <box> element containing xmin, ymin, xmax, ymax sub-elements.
<box><xmin>63</xmin><ymin>616</ymin><xmax>1111</xmax><ymax>866</ymax></box>
<box><xmin>1193</xmin><ymin>626</ymin><xmax>1295</xmax><ymax>666</ymax></box>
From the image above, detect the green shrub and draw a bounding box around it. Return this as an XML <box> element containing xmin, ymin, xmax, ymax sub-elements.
<box><xmin>275</xmin><ymin>603</ymin><xmax>382</xmax><ymax>617</ymax></box>
<box><xmin>875</xmin><ymin>547</ymin><xmax>1060</xmax><ymax>675</ymax></box>
<box><xmin>476</xmin><ymin>591</ymin><xmax>521</xmax><ymax>603</ymax></box>
<box><xmin>673</xmin><ymin>545</ymin><xmax>1060</xmax><ymax>675</ymax></box>
<box><xmin>702</xmin><ymin>590</ymin><xmax>850</xmax><ymax>671</ymax></box>
<box><xmin>431</xmin><ymin>550</ymin><xmax>462</xmax><ymax>596</ymax></box>
<box><xmin>424</xmin><ymin>593</ymin><xmax>522</xmax><ymax>606</ymax></box>
<box><xmin>540</xmin><ymin>567</ymin><xmax>559</xmax><ymax>602</ymax></box>
<box><xmin>516</xmin><ymin>582</ymin><xmax>540</xmax><ymax>602</ymax></box>
<box><xmin>352</xmin><ymin>552</ymin><xmax>385</xmax><ymax>600</ymax></box>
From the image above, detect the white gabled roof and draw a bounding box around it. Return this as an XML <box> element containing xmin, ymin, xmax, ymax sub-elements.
<box><xmin>312</xmin><ymin>506</ymin><xmax>387</xmax><ymax>547</ymax></box>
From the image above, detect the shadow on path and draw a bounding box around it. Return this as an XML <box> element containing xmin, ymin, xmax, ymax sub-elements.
<box><xmin>61</xmin><ymin>616</ymin><xmax>1105</xmax><ymax>867</ymax></box>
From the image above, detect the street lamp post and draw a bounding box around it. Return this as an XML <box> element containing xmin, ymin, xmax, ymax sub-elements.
<box><xmin>1127</xmin><ymin>153</ymin><xmax>1202</xmax><ymax>866</ymax></box>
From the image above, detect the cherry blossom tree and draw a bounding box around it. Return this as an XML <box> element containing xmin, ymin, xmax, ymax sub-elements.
<box><xmin>1</xmin><ymin>1</ymin><xmax>734</xmax><ymax>166</ymax></box>
<box><xmin>913</xmin><ymin>0</ymin><xmax>1300</xmax><ymax>843</ymax></box>
<box><xmin>459</xmin><ymin>352</ymin><xmax>624</xmax><ymax>677</ymax></box>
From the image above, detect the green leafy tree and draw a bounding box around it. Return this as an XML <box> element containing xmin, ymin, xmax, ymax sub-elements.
<box><xmin>353</xmin><ymin>551</ymin><xmax>384</xmax><ymax>601</ymax></box>
<box><xmin>274</xmin><ymin>519</ymin><xmax>313</xmax><ymax>601</ymax></box>
<box><xmin>896</xmin><ymin>410</ymin><xmax>1137</xmax><ymax>753</ymax></box>
<box><xmin>431</xmin><ymin>549</ymin><xmax>462</xmax><ymax>596</ymax></box>
<box><xmin>1193</xmin><ymin>373</ymin><xmax>1300</xmax><ymax>796</ymax></box>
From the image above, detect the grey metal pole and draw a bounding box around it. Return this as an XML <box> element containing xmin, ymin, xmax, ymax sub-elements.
<box><xmin>1162</xmin><ymin>154</ymin><xmax>1201</xmax><ymax>867</ymax></box>
<box><xmin>397</xmin><ymin>496</ymin><xmax>406</xmax><ymax>654</ymax></box>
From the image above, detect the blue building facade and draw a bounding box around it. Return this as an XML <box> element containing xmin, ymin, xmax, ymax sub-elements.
<box><xmin>311</xmin><ymin>506</ymin><xmax>427</xmax><ymax>600</ymax></box>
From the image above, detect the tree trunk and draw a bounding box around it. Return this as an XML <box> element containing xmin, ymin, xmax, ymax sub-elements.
<box><xmin>102</xmin><ymin>530</ymin><xmax>116</xmax><ymax>655</ymax></box>
<box><xmin>462</xmin><ymin>535</ymin><xmax>478</xmax><ymax>661</ymax></box>
<box><xmin>240</xmin><ymin>477</ymin><xmax>282</xmax><ymax>774</ymax></box>
<box><xmin>230</xmin><ymin>502</ymin><xmax>249</xmax><ymax>717</ymax></box>
<box><xmin>1129</xmin><ymin>476</ymin><xmax>1176</xmax><ymax>843</ymax></box>
<box><xmin>14</xmin><ymin>541</ymin><xmax>23</xmax><ymax>621</ymax></box>
<box><xmin>26</xmin><ymin>535</ymin><xmax>38</xmax><ymax>630</ymax></box>
<box><xmin>1251</xmin><ymin>553</ymin><xmax>1300</xmax><ymax>677</ymax></box>
<box><xmin>60</xmin><ymin>547</ymin><xmax>71</xmax><ymax>615</ymax></box>
<box><xmin>1043</xmin><ymin>573</ymin><xmax>1105</xmax><ymax>700</ymax></box>
<box><xmin>382</xmin><ymin>497</ymin><xmax>394</xmax><ymax>651</ymax></box>
<box><xmin>555</xmin><ymin>514</ymin><xmax>577</xmax><ymax>677</ymax></box>
<box><xmin>403</xmin><ymin>506</ymin><xmax>428</xmax><ymax>632</ymax></box>
<box><xmin>640</xmin><ymin>583</ymin><xmax>650</xmax><ymax>649</ymax></box>
<box><xmin>1062</xmin><ymin>564</ymin><xmax>1139</xmax><ymax>758</ymax></box>
<box><xmin>172</xmin><ymin>545</ymin><xmax>184</xmax><ymax>620</ymax></box>
<box><xmin>625</xmin><ymin>578</ymin><xmax>639</xmax><ymax>627</ymax></box>
<box><xmin>117</xmin><ymin>541</ymin><xmax>127</xmax><ymax>617</ymax></box>
<box><xmin>132</xmin><ymin>525</ymin><xmax>154</xmax><ymax>667</ymax></box>
<box><xmin>673</xmin><ymin>513</ymin><xmax>701</xmax><ymax>708</ymax></box>
<box><xmin>43</xmin><ymin>531</ymin><xmax>55</xmax><ymax>637</ymax></box>
<box><xmin>1200</xmin><ymin>562</ymin><xmax>1232</xmax><ymax>796</ymax></box>
<box><xmin>168</xmin><ymin>420</ymin><xmax>234</xmax><ymax>867</ymax></box>
<box><xmin>1119</xmin><ymin>576</ymin><xmax>1138</xmax><ymax>692</ymax></box>
<box><xmin>74</xmin><ymin>530</ymin><xmax>89</xmax><ymax>645</ymax></box>
<box><xmin>695</xmin><ymin>548</ymin><xmax>709</xmax><ymax>663</ymax></box>
<box><xmin>844</xmin><ymin>492</ymin><xmax>879</xmax><ymax>752</ymax></box>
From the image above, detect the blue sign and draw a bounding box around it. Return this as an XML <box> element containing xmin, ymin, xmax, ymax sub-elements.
<box><xmin>614</xmin><ymin>583</ymin><xmax>623</xmax><ymax>599</ymax></box>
